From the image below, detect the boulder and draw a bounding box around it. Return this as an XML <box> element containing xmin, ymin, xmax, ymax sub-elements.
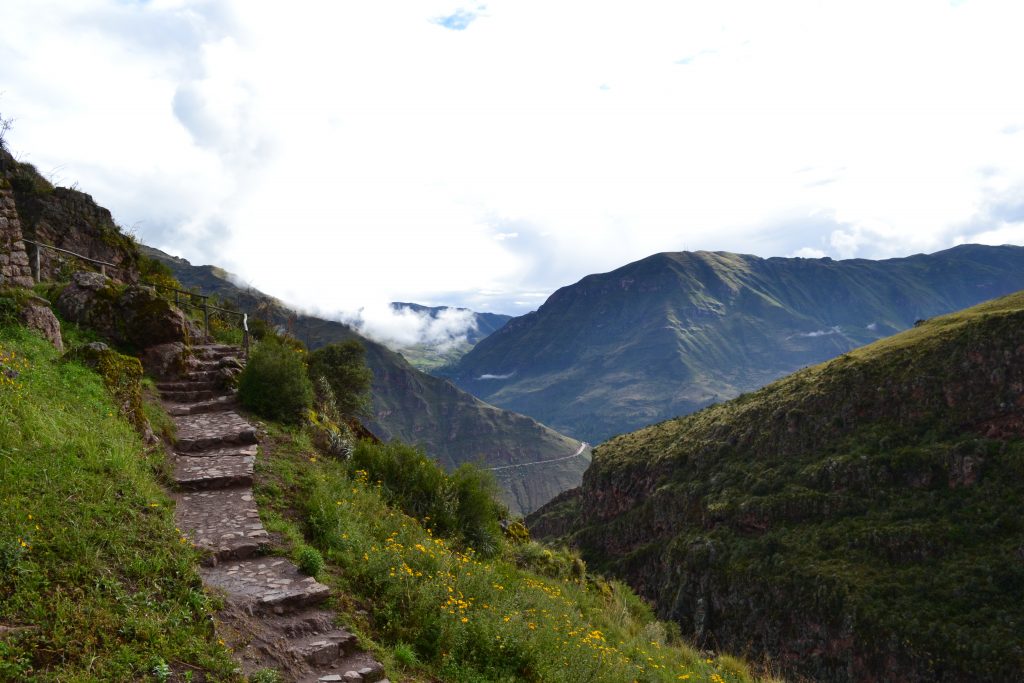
<box><xmin>19</xmin><ymin>298</ymin><xmax>63</xmax><ymax>352</ymax></box>
<box><xmin>56</xmin><ymin>271</ymin><xmax>194</xmax><ymax>349</ymax></box>
<box><xmin>141</xmin><ymin>342</ymin><xmax>189</xmax><ymax>380</ymax></box>
<box><xmin>117</xmin><ymin>285</ymin><xmax>192</xmax><ymax>348</ymax></box>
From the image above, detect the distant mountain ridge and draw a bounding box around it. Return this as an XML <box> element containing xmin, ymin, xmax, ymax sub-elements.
<box><xmin>141</xmin><ymin>245</ymin><xmax>588</xmax><ymax>516</ymax></box>
<box><xmin>442</xmin><ymin>245</ymin><xmax>1024</xmax><ymax>443</ymax></box>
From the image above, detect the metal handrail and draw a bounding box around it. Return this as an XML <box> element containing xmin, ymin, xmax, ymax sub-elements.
<box><xmin>23</xmin><ymin>238</ymin><xmax>120</xmax><ymax>276</ymax></box>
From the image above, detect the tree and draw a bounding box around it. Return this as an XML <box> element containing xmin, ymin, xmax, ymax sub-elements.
<box><xmin>307</xmin><ymin>339</ymin><xmax>373</xmax><ymax>419</ymax></box>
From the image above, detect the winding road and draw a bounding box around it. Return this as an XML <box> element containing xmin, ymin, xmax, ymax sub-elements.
<box><xmin>485</xmin><ymin>441</ymin><xmax>591</xmax><ymax>471</ymax></box>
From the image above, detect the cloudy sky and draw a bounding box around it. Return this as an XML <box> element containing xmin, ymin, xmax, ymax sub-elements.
<box><xmin>2</xmin><ymin>0</ymin><xmax>1024</xmax><ymax>342</ymax></box>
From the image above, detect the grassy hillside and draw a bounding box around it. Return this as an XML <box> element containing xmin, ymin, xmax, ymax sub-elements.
<box><xmin>140</xmin><ymin>245</ymin><xmax>588</xmax><ymax>516</ymax></box>
<box><xmin>529</xmin><ymin>291</ymin><xmax>1024</xmax><ymax>682</ymax></box>
<box><xmin>444</xmin><ymin>245</ymin><xmax>1024</xmax><ymax>443</ymax></box>
<box><xmin>0</xmin><ymin>317</ymin><xmax>236</xmax><ymax>681</ymax></box>
<box><xmin>254</xmin><ymin>424</ymin><xmax>775</xmax><ymax>683</ymax></box>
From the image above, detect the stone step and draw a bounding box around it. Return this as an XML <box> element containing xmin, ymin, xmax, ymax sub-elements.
<box><xmin>174</xmin><ymin>487</ymin><xmax>268</xmax><ymax>563</ymax></box>
<box><xmin>161</xmin><ymin>388</ymin><xmax>225</xmax><ymax>403</ymax></box>
<box><xmin>304</xmin><ymin>659</ymin><xmax>387</xmax><ymax>683</ymax></box>
<box><xmin>184</xmin><ymin>369</ymin><xmax>221</xmax><ymax>381</ymax></box>
<box><xmin>202</xmin><ymin>558</ymin><xmax>331</xmax><ymax>615</ymax></box>
<box><xmin>176</xmin><ymin>443</ymin><xmax>258</xmax><ymax>459</ymax></box>
<box><xmin>193</xmin><ymin>345</ymin><xmax>242</xmax><ymax>360</ymax></box>
<box><xmin>174</xmin><ymin>453</ymin><xmax>255</xmax><ymax>490</ymax></box>
<box><xmin>165</xmin><ymin>395</ymin><xmax>238</xmax><ymax>416</ymax></box>
<box><xmin>158</xmin><ymin>379</ymin><xmax>221</xmax><ymax>392</ymax></box>
<box><xmin>287</xmin><ymin>629</ymin><xmax>358</xmax><ymax>667</ymax></box>
<box><xmin>174</xmin><ymin>411</ymin><xmax>257</xmax><ymax>451</ymax></box>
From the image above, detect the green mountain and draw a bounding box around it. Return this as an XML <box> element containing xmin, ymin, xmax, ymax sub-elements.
<box><xmin>442</xmin><ymin>246</ymin><xmax>1024</xmax><ymax>443</ymax></box>
<box><xmin>140</xmin><ymin>246</ymin><xmax>588</xmax><ymax>516</ymax></box>
<box><xmin>528</xmin><ymin>291</ymin><xmax>1024</xmax><ymax>682</ymax></box>
<box><xmin>387</xmin><ymin>302</ymin><xmax>511</xmax><ymax>371</ymax></box>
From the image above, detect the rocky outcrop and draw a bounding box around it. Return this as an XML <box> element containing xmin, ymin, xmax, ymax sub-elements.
<box><xmin>0</xmin><ymin>148</ymin><xmax>139</xmax><ymax>284</ymax></box>
<box><xmin>56</xmin><ymin>271</ymin><xmax>197</xmax><ymax>349</ymax></box>
<box><xmin>0</xmin><ymin>183</ymin><xmax>34</xmax><ymax>288</ymax></box>
<box><xmin>18</xmin><ymin>296</ymin><xmax>63</xmax><ymax>352</ymax></box>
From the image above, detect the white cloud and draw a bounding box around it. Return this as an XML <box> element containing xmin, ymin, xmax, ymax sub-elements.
<box><xmin>345</xmin><ymin>304</ymin><xmax>478</xmax><ymax>351</ymax></box>
<box><xmin>1</xmin><ymin>0</ymin><xmax>1023</xmax><ymax>316</ymax></box>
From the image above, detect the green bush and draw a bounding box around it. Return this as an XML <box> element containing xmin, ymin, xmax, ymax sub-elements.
<box><xmin>238</xmin><ymin>336</ymin><xmax>314</xmax><ymax>424</ymax></box>
<box><xmin>348</xmin><ymin>440</ymin><xmax>505</xmax><ymax>555</ymax></box>
<box><xmin>307</xmin><ymin>340</ymin><xmax>372</xmax><ymax>419</ymax></box>
<box><xmin>296</xmin><ymin>544</ymin><xmax>325</xmax><ymax>577</ymax></box>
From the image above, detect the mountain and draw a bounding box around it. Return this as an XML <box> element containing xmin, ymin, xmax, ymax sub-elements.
<box><xmin>140</xmin><ymin>245</ymin><xmax>588</xmax><ymax>515</ymax></box>
<box><xmin>528</xmin><ymin>291</ymin><xmax>1024</xmax><ymax>682</ymax></box>
<box><xmin>442</xmin><ymin>246</ymin><xmax>1024</xmax><ymax>443</ymax></box>
<box><xmin>387</xmin><ymin>302</ymin><xmax>511</xmax><ymax>371</ymax></box>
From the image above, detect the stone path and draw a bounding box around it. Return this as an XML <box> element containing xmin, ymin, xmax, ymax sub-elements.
<box><xmin>161</xmin><ymin>344</ymin><xmax>389</xmax><ymax>683</ymax></box>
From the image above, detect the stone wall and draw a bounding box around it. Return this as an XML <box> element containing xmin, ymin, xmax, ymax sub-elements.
<box><xmin>0</xmin><ymin>184</ymin><xmax>34</xmax><ymax>288</ymax></box>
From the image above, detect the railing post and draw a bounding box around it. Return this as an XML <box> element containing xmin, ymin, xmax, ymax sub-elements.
<box><xmin>32</xmin><ymin>243</ymin><xmax>40</xmax><ymax>283</ymax></box>
<box><xmin>203</xmin><ymin>301</ymin><xmax>210</xmax><ymax>340</ymax></box>
<box><xmin>100</xmin><ymin>264</ymin><xmax>106</xmax><ymax>277</ymax></box>
<box><xmin>242</xmin><ymin>313</ymin><xmax>250</xmax><ymax>359</ymax></box>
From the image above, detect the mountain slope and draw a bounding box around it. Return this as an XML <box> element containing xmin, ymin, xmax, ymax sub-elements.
<box><xmin>140</xmin><ymin>246</ymin><xmax>588</xmax><ymax>515</ymax></box>
<box><xmin>528</xmin><ymin>291</ymin><xmax>1024</xmax><ymax>682</ymax></box>
<box><xmin>443</xmin><ymin>245</ymin><xmax>1024</xmax><ymax>443</ymax></box>
<box><xmin>387</xmin><ymin>302</ymin><xmax>511</xmax><ymax>371</ymax></box>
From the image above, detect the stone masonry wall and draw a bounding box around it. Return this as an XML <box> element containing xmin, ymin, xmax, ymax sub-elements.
<box><xmin>0</xmin><ymin>185</ymin><xmax>34</xmax><ymax>288</ymax></box>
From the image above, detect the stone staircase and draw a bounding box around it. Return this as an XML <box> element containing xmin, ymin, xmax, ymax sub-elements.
<box><xmin>161</xmin><ymin>344</ymin><xmax>388</xmax><ymax>683</ymax></box>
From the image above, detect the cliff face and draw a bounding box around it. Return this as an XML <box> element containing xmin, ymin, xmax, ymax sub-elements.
<box><xmin>529</xmin><ymin>292</ymin><xmax>1024</xmax><ymax>682</ymax></box>
<box><xmin>1</xmin><ymin>149</ymin><xmax>139</xmax><ymax>283</ymax></box>
<box><xmin>445</xmin><ymin>246</ymin><xmax>1024</xmax><ymax>443</ymax></box>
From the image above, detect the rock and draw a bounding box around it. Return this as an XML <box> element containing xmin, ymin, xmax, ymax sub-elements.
<box><xmin>19</xmin><ymin>300</ymin><xmax>63</xmax><ymax>352</ymax></box>
<box><xmin>56</xmin><ymin>271</ymin><xmax>194</xmax><ymax>349</ymax></box>
<box><xmin>117</xmin><ymin>285</ymin><xmax>193</xmax><ymax>348</ymax></box>
<box><xmin>141</xmin><ymin>342</ymin><xmax>189</xmax><ymax>380</ymax></box>
<box><xmin>357</xmin><ymin>663</ymin><xmax>385</xmax><ymax>682</ymax></box>
<box><xmin>342</xmin><ymin>672</ymin><xmax>362</xmax><ymax>682</ymax></box>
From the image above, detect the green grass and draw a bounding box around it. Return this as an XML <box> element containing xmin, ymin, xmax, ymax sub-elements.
<box><xmin>0</xmin><ymin>322</ymin><xmax>239</xmax><ymax>681</ymax></box>
<box><xmin>254</xmin><ymin>425</ymin><xmax>771</xmax><ymax>683</ymax></box>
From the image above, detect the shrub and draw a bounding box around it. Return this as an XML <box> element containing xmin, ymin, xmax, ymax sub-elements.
<box><xmin>296</xmin><ymin>545</ymin><xmax>325</xmax><ymax>577</ymax></box>
<box><xmin>307</xmin><ymin>340</ymin><xmax>373</xmax><ymax>419</ymax></box>
<box><xmin>348</xmin><ymin>440</ymin><xmax>505</xmax><ymax>555</ymax></box>
<box><xmin>238</xmin><ymin>336</ymin><xmax>314</xmax><ymax>424</ymax></box>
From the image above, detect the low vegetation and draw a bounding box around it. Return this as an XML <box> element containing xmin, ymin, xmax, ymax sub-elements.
<box><xmin>0</xmin><ymin>320</ymin><xmax>237</xmax><ymax>681</ymax></box>
<box><xmin>256</xmin><ymin>425</ymin><xmax>770</xmax><ymax>683</ymax></box>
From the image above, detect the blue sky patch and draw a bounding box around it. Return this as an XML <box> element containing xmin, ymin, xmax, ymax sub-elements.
<box><xmin>434</xmin><ymin>8</ymin><xmax>478</xmax><ymax>31</ymax></box>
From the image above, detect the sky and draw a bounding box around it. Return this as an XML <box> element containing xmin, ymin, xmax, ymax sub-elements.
<box><xmin>2</xmin><ymin>0</ymin><xmax>1024</xmax><ymax>347</ymax></box>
